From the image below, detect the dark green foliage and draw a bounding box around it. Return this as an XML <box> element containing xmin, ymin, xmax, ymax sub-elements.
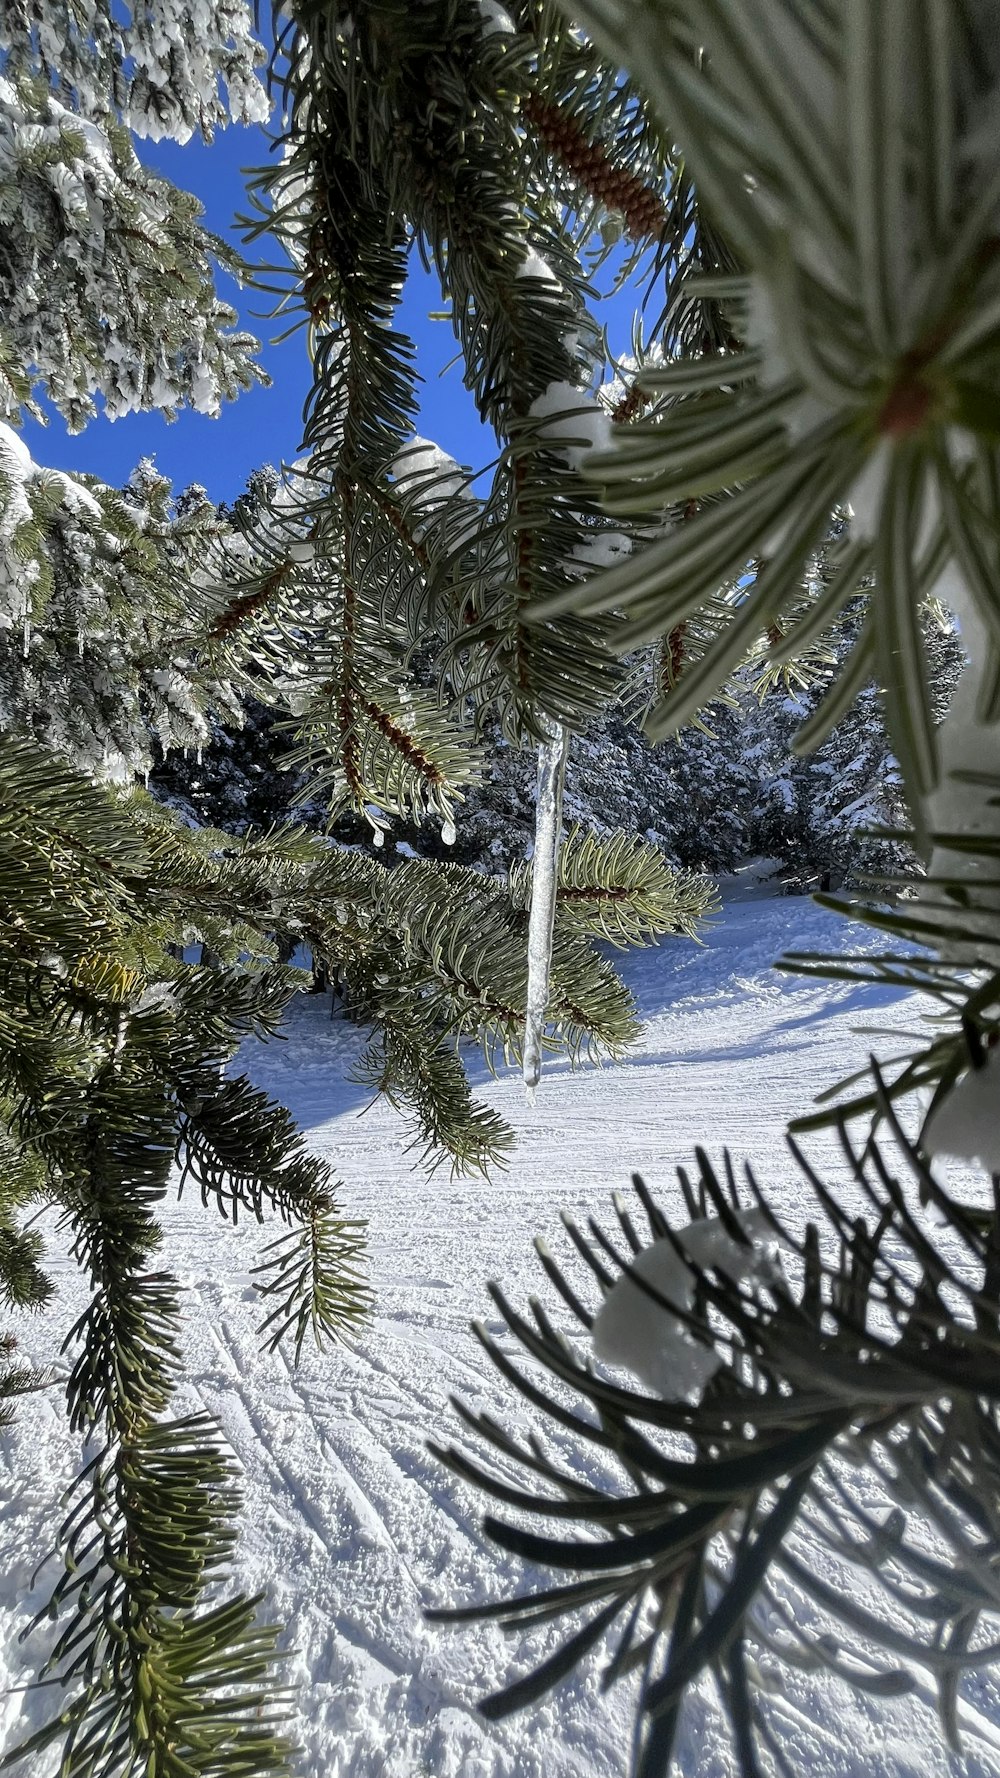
<box><xmin>0</xmin><ymin>734</ymin><xmax>713</xmax><ymax>1766</ymax></box>
<box><xmin>0</xmin><ymin>735</ymin><xmax>366</xmax><ymax>1773</ymax></box>
<box><xmin>314</xmin><ymin>842</ymin><xmax>713</xmax><ymax>1165</ymax></box>
<box><xmin>0</xmin><ymin>1331</ymin><xmax>40</xmax><ymax>1432</ymax></box>
<box><xmin>149</xmin><ymin>697</ymin><xmax>304</xmax><ymax>836</ymax></box>
<box><xmin>0</xmin><ymin>1125</ymin><xmax>51</xmax><ymax>1314</ymax></box>
<box><xmin>1</xmin><ymin>622</ymin><xmax>715</xmax><ymax>1764</ymax></box>
<box><xmin>5</xmin><ymin>1420</ymin><xmax>296</xmax><ymax>1778</ymax></box>
<box><xmin>225</xmin><ymin>0</ymin><xmax>685</xmax><ymax>806</ymax></box>
<box><xmin>153</xmin><ymin>714</ymin><xmax>720</xmax><ymax>1162</ymax></box>
<box><xmin>509</xmin><ymin>824</ymin><xmax>716</xmax><ymax>946</ymax></box>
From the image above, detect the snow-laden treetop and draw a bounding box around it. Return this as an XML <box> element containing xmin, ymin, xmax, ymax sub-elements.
<box><xmin>0</xmin><ymin>4</ymin><xmax>270</xmax><ymax>428</ymax></box>
<box><xmin>1</xmin><ymin>1</ymin><xmax>268</xmax><ymax>143</ymax></box>
<box><xmin>0</xmin><ymin>421</ymin><xmax>242</xmax><ymax>779</ymax></box>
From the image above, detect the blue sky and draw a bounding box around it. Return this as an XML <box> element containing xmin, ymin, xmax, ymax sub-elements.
<box><xmin>22</xmin><ymin>116</ymin><xmax>639</xmax><ymax>505</ymax></box>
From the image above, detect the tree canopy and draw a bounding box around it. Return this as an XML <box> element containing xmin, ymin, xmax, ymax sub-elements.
<box><xmin>3</xmin><ymin>4</ymin><xmax>1000</xmax><ymax>1777</ymax></box>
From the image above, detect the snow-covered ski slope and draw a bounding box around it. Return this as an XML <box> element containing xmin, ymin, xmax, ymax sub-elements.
<box><xmin>4</xmin><ymin>890</ymin><xmax>1000</xmax><ymax>1778</ymax></box>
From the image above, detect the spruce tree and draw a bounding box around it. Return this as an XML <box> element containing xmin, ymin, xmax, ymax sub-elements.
<box><xmin>414</xmin><ymin>7</ymin><xmax>1000</xmax><ymax>1775</ymax></box>
<box><xmin>743</xmin><ymin>590</ymin><xmax>965</xmax><ymax>893</ymax></box>
<box><xmin>12</xmin><ymin>2</ymin><xmax>999</xmax><ymax>1774</ymax></box>
<box><xmin>0</xmin><ymin>4</ymin><xmax>717</xmax><ymax>1771</ymax></box>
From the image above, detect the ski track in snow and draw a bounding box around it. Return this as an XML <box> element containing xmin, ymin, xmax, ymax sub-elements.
<box><xmin>3</xmin><ymin>894</ymin><xmax>999</xmax><ymax>1777</ymax></box>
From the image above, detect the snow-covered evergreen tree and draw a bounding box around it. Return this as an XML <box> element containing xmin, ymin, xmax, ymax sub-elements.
<box><xmin>744</xmin><ymin>599</ymin><xmax>965</xmax><ymax>891</ymax></box>
<box><xmin>0</xmin><ymin>431</ymin><xmax>248</xmax><ymax>777</ymax></box>
<box><xmin>10</xmin><ymin>3</ymin><xmax>997</xmax><ymax>1774</ymax></box>
<box><xmin>0</xmin><ymin>4</ymin><xmax>268</xmax><ymax>763</ymax></box>
<box><xmin>2</xmin><ymin>1</ymin><xmax>268</xmax><ymax>142</ymax></box>
<box><xmin>0</xmin><ymin>70</ymin><xmax>265</xmax><ymax>428</ymax></box>
<box><xmin>0</xmin><ymin>10</ymin><xmax>721</xmax><ymax>1772</ymax></box>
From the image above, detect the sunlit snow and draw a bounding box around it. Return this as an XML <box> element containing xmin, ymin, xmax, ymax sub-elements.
<box><xmin>3</xmin><ymin>891</ymin><xmax>998</xmax><ymax>1777</ymax></box>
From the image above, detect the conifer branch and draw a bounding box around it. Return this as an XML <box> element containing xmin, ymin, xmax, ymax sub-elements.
<box><xmin>209</xmin><ymin>564</ymin><xmax>291</xmax><ymax>641</ymax></box>
<box><xmin>431</xmin><ymin>1129</ymin><xmax>1000</xmax><ymax>1771</ymax></box>
<box><xmin>357</xmin><ymin>698</ymin><xmax>447</xmax><ymax>786</ymax></box>
<box><xmin>523</xmin><ymin>93</ymin><xmax>668</xmax><ymax>241</ymax></box>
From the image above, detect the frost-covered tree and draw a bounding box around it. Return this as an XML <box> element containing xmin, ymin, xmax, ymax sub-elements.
<box><xmin>17</xmin><ymin>2</ymin><xmax>997</xmax><ymax>1774</ymax></box>
<box><xmin>0</xmin><ymin>6</ymin><xmax>720</xmax><ymax>1773</ymax></box>
<box><xmin>0</xmin><ymin>76</ymin><xmax>266</xmax><ymax>428</ymax></box>
<box><xmin>0</xmin><ymin>433</ymin><xmax>249</xmax><ymax>776</ymax></box>
<box><xmin>743</xmin><ymin>597</ymin><xmax>965</xmax><ymax>892</ymax></box>
<box><xmin>0</xmin><ymin>0</ymin><xmax>269</xmax><ymax>423</ymax></box>
<box><xmin>2</xmin><ymin>0</ymin><xmax>268</xmax><ymax>141</ymax></box>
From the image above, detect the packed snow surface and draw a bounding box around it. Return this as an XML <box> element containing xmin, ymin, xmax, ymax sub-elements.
<box><xmin>3</xmin><ymin>890</ymin><xmax>1000</xmax><ymax>1776</ymax></box>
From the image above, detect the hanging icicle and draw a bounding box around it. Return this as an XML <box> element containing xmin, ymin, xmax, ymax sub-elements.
<box><xmin>364</xmin><ymin>803</ymin><xmax>389</xmax><ymax>849</ymax></box>
<box><xmin>522</xmin><ymin>716</ymin><xmax>569</xmax><ymax>1096</ymax></box>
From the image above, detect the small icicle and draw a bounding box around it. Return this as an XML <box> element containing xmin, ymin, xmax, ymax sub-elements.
<box><xmin>441</xmin><ymin>814</ymin><xmax>456</xmax><ymax>846</ymax></box>
<box><xmin>364</xmin><ymin>802</ymin><xmax>389</xmax><ymax>849</ymax></box>
<box><xmin>522</xmin><ymin>716</ymin><xmax>569</xmax><ymax>1094</ymax></box>
<box><xmin>22</xmin><ymin>615</ymin><xmax>30</xmax><ymax>658</ymax></box>
<box><xmin>196</xmin><ymin>745</ymin><xmax>203</xmax><ymax>766</ymax></box>
<box><xmin>78</xmin><ymin>631</ymin><xmax>84</xmax><ymax>658</ymax></box>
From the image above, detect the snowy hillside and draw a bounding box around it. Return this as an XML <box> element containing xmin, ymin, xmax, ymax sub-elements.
<box><xmin>3</xmin><ymin>892</ymin><xmax>998</xmax><ymax>1778</ymax></box>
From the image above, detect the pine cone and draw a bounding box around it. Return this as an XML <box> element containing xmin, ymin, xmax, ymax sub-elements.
<box><xmin>524</xmin><ymin>94</ymin><xmax>667</xmax><ymax>242</ymax></box>
<box><xmin>611</xmin><ymin>383</ymin><xmax>650</xmax><ymax>426</ymax></box>
<box><xmin>662</xmin><ymin>621</ymin><xmax>686</xmax><ymax>693</ymax></box>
